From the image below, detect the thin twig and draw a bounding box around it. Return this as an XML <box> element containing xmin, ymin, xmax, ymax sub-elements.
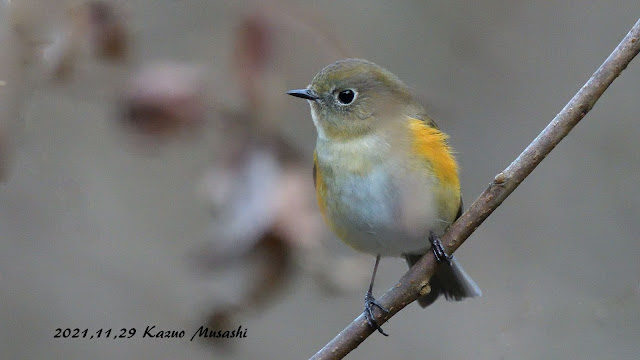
<box><xmin>310</xmin><ymin>18</ymin><xmax>640</xmax><ymax>360</ymax></box>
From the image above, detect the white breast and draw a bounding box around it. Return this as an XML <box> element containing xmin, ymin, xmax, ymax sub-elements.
<box><xmin>317</xmin><ymin>137</ymin><xmax>444</xmax><ymax>256</ymax></box>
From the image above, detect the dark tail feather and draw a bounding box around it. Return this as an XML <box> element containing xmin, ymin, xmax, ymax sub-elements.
<box><xmin>405</xmin><ymin>254</ymin><xmax>482</xmax><ymax>308</ymax></box>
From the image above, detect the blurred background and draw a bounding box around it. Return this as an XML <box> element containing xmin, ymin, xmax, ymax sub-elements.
<box><xmin>1</xmin><ymin>1</ymin><xmax>639</xmax><ymax>359</ymax></box>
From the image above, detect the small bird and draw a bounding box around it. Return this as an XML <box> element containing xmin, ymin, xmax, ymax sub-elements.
<box><xmin>287</xmin><ymin>58</ymin><xmax>481</xmax><ymax>335</ymax></box>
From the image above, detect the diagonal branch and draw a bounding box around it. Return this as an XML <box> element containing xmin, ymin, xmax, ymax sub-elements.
<box><xmin>310</xmin><ymin>18</ymin><xmax>640</xmax><ymax>360</ymax></box>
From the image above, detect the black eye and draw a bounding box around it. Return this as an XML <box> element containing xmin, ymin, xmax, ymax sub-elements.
<box><xmin>337</xmin><ymin>89</ymin><xmax>356</xmax><ymax>105</ymax></box>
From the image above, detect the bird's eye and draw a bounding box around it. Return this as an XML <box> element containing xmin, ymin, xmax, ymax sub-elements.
<box><xmin>336</xmin><ymin>89</ymin><xmax>356</xmax><ymax>105</ymax></box>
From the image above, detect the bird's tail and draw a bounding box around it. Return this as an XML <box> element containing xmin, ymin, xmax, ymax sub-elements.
<box><xmin>405</xmin><ymin>254</ymin><xmax>482</xmax><ymax>308</ymax></box>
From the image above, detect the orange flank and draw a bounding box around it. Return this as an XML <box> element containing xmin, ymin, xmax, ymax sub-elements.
<box><xmin>313</xmin><ymin>151</ymin><xmax>328</xmax><ymax>219</ymax></box>
<box><xmin>314</xmin><ymin>151</ymin><xmax>351</xmax><ymax>242</ymax></box>
<box><xmin>408</xmin><ymin>118</ymin><xmax>460</xmax><ymax>190</ymax></box>
<box><xmin>312</xmin><ymin>150</ymin><xmax>361</xmax><ymax>248</ymax></box>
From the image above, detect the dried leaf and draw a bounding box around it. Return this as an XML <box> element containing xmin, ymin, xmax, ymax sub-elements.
<box><xmin>120</xmin><ymin>62</ymin><xmax>207</xmax><ymax>140</ymax></box>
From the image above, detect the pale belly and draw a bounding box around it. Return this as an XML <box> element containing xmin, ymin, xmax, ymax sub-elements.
<box><xmin>322</xmin><ymin>164</ymin><xmax>447</xmax><ymax>256</ymax></box>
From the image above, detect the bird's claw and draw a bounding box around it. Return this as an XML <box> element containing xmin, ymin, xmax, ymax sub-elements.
<box><xmin>364</xmin><ymin>291</ymin><xmax>389</xmax><ymax>336</ymax></box>
<box><xmin>429</xmin><ymin>231</ymin><xmax>452</xmax><ymax>263</ymax></box>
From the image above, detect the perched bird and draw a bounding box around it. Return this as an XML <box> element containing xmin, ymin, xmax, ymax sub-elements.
<box><xmin>287</xmin><ymin>59</ymin><xmax>481</xmax><ymax>335</ymax></box>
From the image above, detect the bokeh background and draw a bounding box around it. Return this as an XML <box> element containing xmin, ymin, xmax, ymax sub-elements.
<box><xmin>1</xmin><ymin>1</ymin><xmax>639</xmax><ymax>359</ymax></box>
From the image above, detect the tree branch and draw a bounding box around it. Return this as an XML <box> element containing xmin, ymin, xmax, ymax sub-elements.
<box><xmin>310</xmin><ymin>18</ymin><xmax>640</xmax><ymax>360</ymax></box>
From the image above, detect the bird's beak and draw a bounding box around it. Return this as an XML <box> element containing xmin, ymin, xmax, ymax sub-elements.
<box><xmin>286</xmin><ymin>88</ymin><xmax>319</xmax><ymax>101</ymax></box>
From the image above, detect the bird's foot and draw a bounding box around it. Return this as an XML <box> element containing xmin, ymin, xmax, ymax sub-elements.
<box><xmin>429</xmin><ymin>231</ymin><xmax>453</xmax><ymax>264</ymax></box>
<box><xmin>364</xmin><ymin>290</ymin><xmax>389</xmax><ymax>336</ymax></box>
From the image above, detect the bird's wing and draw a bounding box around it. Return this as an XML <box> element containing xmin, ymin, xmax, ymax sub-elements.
<box><xmin>412</xmin><ymin>112</ymin><xmax>440</xmax><ymax>130</ymax></box>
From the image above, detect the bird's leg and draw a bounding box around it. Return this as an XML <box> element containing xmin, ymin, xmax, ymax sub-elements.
<box><xmin>429</xmin><ymin>231</ymin><xmax>453</xmax><ymax>263</ymax></box>
<box><xmin>363</xmin><ymin>254</ymin><xmax>389</xmax><ymax>336</ymax></box>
